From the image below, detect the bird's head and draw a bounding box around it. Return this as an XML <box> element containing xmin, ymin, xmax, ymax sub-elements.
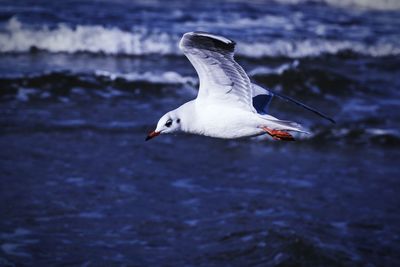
<box><xmin>145</xmin><ymin>110</ymin><xmax>183</xmax><ymax>141</ymax></box>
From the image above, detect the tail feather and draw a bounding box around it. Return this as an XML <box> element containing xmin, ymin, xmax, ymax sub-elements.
<box><xmin>262</xmin><ymin>117</ymin><xmax>309</xmax><ymax>134</ymax></box>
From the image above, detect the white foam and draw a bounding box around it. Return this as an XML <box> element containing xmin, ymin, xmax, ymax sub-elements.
<box><xmin>16</xmin><ymin>88</ymin><xmax>37</xmax><ymax>102</ymax></box>
<box><xmin>95</xmin><ymin>70</ymin><xmax>197</xmax><ymax>84</ymax></box>
<box><xmin>183</xmin><ymin>14</ymin><xmax>297</xmax><ymax>31</ymax></box>
<box><xmin>0</xmin><ymin>17</ymin><xmax>176</xmax><ymax>55</ymax></box>
<box><xmin>237</xmin><ymin>39</ymin><xmax>400</xmax><ymax>58</ymax></box>
<box><xmin>366</xmin><ymin>128</ymin><xmax>398</xmax><ymax>136</ymax></box>
<box><xmin>248</xmin><ymin>60</ymin><xmax>299</xmax><ymax>76</ymax></box>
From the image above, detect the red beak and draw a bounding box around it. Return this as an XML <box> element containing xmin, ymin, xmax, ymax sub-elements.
<box><xmin>145</xmin><ymin>130</ymin><xmax>160</xmax><ymax>141</ymax></box>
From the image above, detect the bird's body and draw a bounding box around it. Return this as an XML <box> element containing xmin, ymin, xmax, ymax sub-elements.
<box><xmin>146</xmin><ymin>32</ymin><xmax>334</xmax><ymax>141</ymax></box>
<box><xmin>174</xmin><ymin>100</ymin><xmax>264</xmax><ymax>139</ymax></box>
<box><xmin>196</xmin><ymin>104</ymin><xmax>263</xmax><ymax>139</ymax></box>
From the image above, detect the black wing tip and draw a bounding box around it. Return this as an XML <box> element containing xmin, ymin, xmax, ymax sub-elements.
<box><xmin>318</xmin><ymin>114</ymin><xmax>336</xmax><ymax>124</ymax></box>
<box><xmin>267</xmin><ymin>89</ymin><xmax>336</xmax><ymax>124</ymax></box>
<box><xmin>328</xmin><ymin>117</ymin><xmax>336</xmax><ymax>124</ymax></box>
<box><xmin>182</xmin><ymin>31</ymin><xmax>236</xmax><ymax>52</ymax></box>
<box><xmin>189</xmin><ymin>31</ymin><xmax>236</xmax><ymax>45</ymax></box>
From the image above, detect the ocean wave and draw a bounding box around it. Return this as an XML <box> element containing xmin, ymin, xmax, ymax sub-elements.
<box><xmin>0</xmin><ymin>17</ymin><xmax>177</xmax><ymax>55</ymax></box>
<box><xmin>0</xmin><ymin>70</ymin><xmax>196</xmax><ymax>102</ymax></box>
<box><xmin>309</xmin><ymin>126</ymin><xmax>400</xmax><ymax>146</ymax></box>
<box><xmin>251</xmin><ymin>65</ymin><xmax>358</xmax><ymax>97</ymax></box>
<box><xmin>248</xmin><ymin>61</ymin><xmax>300</xmax><ymax>76</ymax></box>
<box><xmin>274</xmin><ymin>0</ymin><xmax>400</xmax><ymax>11</ymax></box>
<box><xmin>183</xmin><ymin>13</ymin><xmax>298</xmax><ymax>30</ymax></box>
<box><xmin>0</xmin><ymin>62</ymin><xmax>361</xmax><ymax>104</ymax></box>
<box><xmin>1</xmin><ymin>17</ymin><xmax>399</xmax><ymax>58</ymax></box>
<box><xmin>237</xmin><ymin>39</ymin><xmax>400</xmax><ymax>58</ymax></box>
<box><xmin>2</xmin><ymin>70</ymin><xmax>195</xmax><ymax>87</ymax></box>
<box><xmin>94</xmin><ymin>70</ymin><xmax>196</xmax><ymax>85</ymax></box>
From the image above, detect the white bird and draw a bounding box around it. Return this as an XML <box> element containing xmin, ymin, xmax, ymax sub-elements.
<box><xmin>146</xmin><ymin>32</ymin><xmax>334</xmax><ymax>141</ymax></box>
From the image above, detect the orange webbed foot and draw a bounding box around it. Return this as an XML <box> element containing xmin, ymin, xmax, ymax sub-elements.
<box><xmin>262</xmin><ymin>127</ymin><xmax>295</xmax><ymax>141</ymax></box>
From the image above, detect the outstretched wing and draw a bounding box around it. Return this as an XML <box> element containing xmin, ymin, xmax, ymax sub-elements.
<box><xmin>252</xmin><ymin>83</ymin><xmax>336</xmax><ymax>124</ymax></box>
<box><xmin>179</xmin><ymin>32</ymin><xmax>253</xmax><ymax>111</ymax></box>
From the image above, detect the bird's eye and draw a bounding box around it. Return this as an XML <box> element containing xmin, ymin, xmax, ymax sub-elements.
<box><xmin>165</xmin><ymin>119</ymin><xmax>173</xmax><ymax>127</ymax></box>
<box><xmin>177</xmin><ymin>119</ymin><xmax>181</xmax><ymax>123</ymax></box>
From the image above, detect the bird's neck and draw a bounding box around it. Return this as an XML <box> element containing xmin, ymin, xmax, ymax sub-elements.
<box><xmin>176</xmin><ymin>100</ymin><xmax>204</xmax><ymax>135</ymax></box>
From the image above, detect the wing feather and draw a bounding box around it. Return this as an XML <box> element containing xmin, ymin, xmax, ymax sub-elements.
<box><xmin>179</xmin><ymin>32</ymin><xmax>253</xmax><ymax>111</ymax></box>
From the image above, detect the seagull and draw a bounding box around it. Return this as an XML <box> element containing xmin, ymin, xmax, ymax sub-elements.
<box><xmin>146</xmin><ymin>32</ymin><xmax>334</xmax><ymax>141</ymax></box>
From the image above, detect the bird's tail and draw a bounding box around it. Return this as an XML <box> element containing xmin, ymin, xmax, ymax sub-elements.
<box><xmin>259</xmin><ymin>115</ymin><xmax>309</xmax><ymax>141</ymax></box>
<box><xmin>260</xmin><ymin>114</ymin><xmax>308</xmax><ymax>132</ymax></box>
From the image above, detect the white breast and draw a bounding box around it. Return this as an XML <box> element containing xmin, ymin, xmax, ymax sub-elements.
<box><xmin>193</xmin><ymin>102</ymin><xmax>264</xmax><ymax>139</ymax></box>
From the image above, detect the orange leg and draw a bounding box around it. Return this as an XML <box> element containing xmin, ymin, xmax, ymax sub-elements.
<box><xmin>262</xmin><ymin>127</ymin><xmax>295</xmax><ymax>141</ymax></box>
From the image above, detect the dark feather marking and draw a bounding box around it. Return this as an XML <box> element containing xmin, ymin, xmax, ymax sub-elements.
<box><xmin>272</xmin><ymin>91</ymin><xmax>336</xmax><ymax>124</ymax></box>
<box><xmin>182</xmin><ymin>32</ymin><xmax>236</xmax><ymax>53</ymax></box>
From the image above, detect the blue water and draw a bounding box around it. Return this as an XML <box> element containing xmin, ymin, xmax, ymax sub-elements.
<box><xmin>0</xmin><ymin>0</ymin><xmax>400</xmax><ymax>266</ymax></box>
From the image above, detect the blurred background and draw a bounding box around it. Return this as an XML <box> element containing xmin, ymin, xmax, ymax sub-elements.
<box><xmin>0</xmin><ymin>0</ymin><xmax>399</xmax><ymax>266</ymax></box>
